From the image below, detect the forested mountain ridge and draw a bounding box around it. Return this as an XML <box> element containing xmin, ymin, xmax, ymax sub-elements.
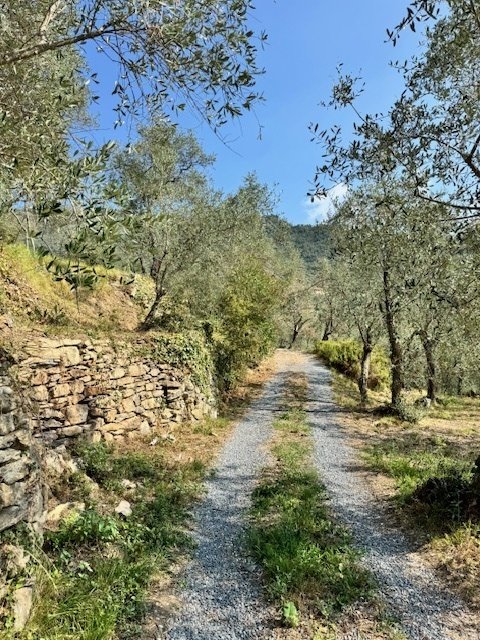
<box><xmin>265</xmin><ymin>215</ymin><xmax>331</xmax><ymax>271</ymax></box>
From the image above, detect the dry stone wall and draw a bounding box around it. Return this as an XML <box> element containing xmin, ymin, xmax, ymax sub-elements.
<box><xmin>0</xmin><ymin>332</ymin><xmax>218</xmax><ymax>629</ymax></box>
<box><xmin>0</xmin><ymin>335</ymin><xmax>217</xmax><ymax>534</ymax></box>
<box><xmin>0</xmin><ymin>379</ymin><xmax>43</xmax><ymax>533</ymax></box>
<box><xmin>18</xmin><ymin>337</ymin><xmax>217</xmax><ymax>447</ymax></box>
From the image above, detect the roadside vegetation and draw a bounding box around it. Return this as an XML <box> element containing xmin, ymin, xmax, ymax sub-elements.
<box><xmin>330</xmin><ymin>371</ymin><xmax>480</xmax><ymax>609</ymax></box>
<box><xmin>0</xmin><ymin>358</ymin><xmax>274</xmax><ymax>640</ymax></box>
<box><xmin>248</xmin><ymin>376</ymin><xmax>405</xmax><ymax>639</ymax></box>
<box><xmin>1</xmin><ymin>423</ymin><xmax>215</xmax><ymax>639</ymax></box>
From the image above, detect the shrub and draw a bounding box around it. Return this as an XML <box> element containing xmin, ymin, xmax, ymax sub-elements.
<box><xmin>315</xmin><ymin>339</ymin><xmax>389</xmax><ymax>391</ymax></box>
<box><xmin>315</xmin><ymin>339</ymin><xmax>361</xmax><ymax>377</ymax></box>
<box><xmin>214</xmin><ymin>261</ymin><xmax>280</xmax><ymax>391</ymax></box>
<box><xmin>74</xmin><ymin>441</ymin><xmax>114</xmax><ymax>485</ymax></box>
<box><xmin>393</xmin><ymin>397</ymin><xmax>426</xmax><ymax>424</ymax></box>
<box><xmin>145</xmin><ymin>331</ymin><xmax>215</xmax><ymax>395</ymax></box>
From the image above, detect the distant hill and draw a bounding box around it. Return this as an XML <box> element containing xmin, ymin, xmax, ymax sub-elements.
<box><xmin>289</xmin><ymin>223</ymin><xmax>330</xmax><ymax>270</ymax></box>
<box><xmin>265</xmin><ymin>215</ymin><xmax>331</xmax><ymax>271</ymax></box>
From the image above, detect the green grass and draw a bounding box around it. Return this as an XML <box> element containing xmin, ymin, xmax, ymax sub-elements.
<box><xmin>4</xmin><ymin>441</ymin><xmax>208</xmax><ymax>640</ymax></box>
<box><xmin>363</xmin><ymin>435</ymin><xmax>473</xmax><ymax>504</ymax></box>
<box><xmin>248</xmin><ymin>406</ymin><xmax>373</xmax><ymax>626</ymax></box>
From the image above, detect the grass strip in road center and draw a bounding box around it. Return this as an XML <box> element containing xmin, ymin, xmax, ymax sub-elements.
<box><xmin>247</xmin><ymin>375</ymin><xmax>375</xmax><ymax>635</ymax></box>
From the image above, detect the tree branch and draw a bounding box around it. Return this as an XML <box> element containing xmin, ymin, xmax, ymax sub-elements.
<box><xmin>0</xmin><ymin>24</ymin><xmax>119</xmax><ymax>67</ymax></box>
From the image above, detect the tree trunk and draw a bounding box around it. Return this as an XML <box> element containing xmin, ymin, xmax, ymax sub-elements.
<box><xmin>289</xmin><ymin>323</ymin><xmax>300</xmax><ymax>349</ymax></box>
<box><xmin>140</xmin><ymin>257</ymin><xmax>167</xmax><ymax>330</ymax></box>
<box><xmin>140</xmin><ymin>288</ymin><xmax>165</xmax><ymax>330</ymax></box>
<box><xmin>358</xmin><ymin>328</ymin><xmax>373</xmax><ymax>406</ymax></box>
<box><xmin>289</xmin><ymin>316</ymin><xmax>308</xmax><ymax>349</ymax></box>
<box><xmin>322</xmin><ymin>316</ymin><xmax>333</xmax><ymax>341</ymax></box>
<box><xmin>422</xmin><ymin>336</ymin><xmax>437</xmax><ymax>403</ymax></box>
<box><xmin>457</xmin><ymin>374</ymin><xmax>463</xmax><ymax>397</ymax></box>
<box><xmin>382</xmin><ymin>269</ymin><xmax>404</xmax><ymax>407</ymax></box>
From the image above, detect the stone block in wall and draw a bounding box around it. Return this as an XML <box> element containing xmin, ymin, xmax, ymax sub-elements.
<box><xmin>117</xmin><ymin>376</ymin><xmax>134</xmax><ymax>388</ymax></box>
<box><xmin>0</xmin><ymin>386</ymin><xmax>15</xmax><ymax>414</ymax></box>
<box><xmin>0</xmin><ymin>429</ymin><xmax>31</xmax><ymax>451</ymax></box>
<box><xmin>84</xmin><ymin>385</ymin><xmax>106</xmax><ymax>397</ymax></box>
<box><xmin>59</xmin><ymin>426</ymin><xmax>84</xmax><ymax>437</ymax></box>
<box><xmin>0</xmin><ymin>449</ymin><xmax>21</xmax><ymax>464</ymax></box>
<box><xmin>30</xmin><ymin>384</ymin><xmax>49</xmax><ymax>402</ymax></box>
<box><xmin>64</xmin><ymin>404</ymin><xmax>89</xmax><ymax>426</ymax></box>
<box><xmin>0</xmin><ymin>413</ymin><xmax>15</xmax><ymax>435</ymax></box>
<box><xmin>121</xmin><ymin>398</ymin><xmax>136</xmax><ymax>413</ymax></box>
<box><xmin>128</xmin><ymin>364</ymin><xmax>147</xmax><ymax>377</ymax></box>
<box><xmin>40</xmin><ymin>408</ymin><xmax>63</xmax><ymax>420</ymax></box>
<box><xmin>67</xmin><ymin>367</ymin><xmax>89</xmax><ymax>378</ymax></box>
<box><xmin>0</xmin><ymin>505</ymin><xmax>25</xmax><ymax>531</ymax></box>
<box><xmin>0</xmin><ymin>482</ymin><xmax>22</xmax><ymax>508</ymax></box>
<box><xmin>24</xmin><ymin>338</ymin><xmax>81</xmax><ymax>366</ymax></box>
<box><xmin>51</xmin><ymin>383</ymin><xmax>70</xmax><ymax>398</ymax></box>
<box><xmin>101</xmin><ymin>416</ymin><xmax>142</xmax><ymax>433</ymax></box>
<box><xmin>104</xmin><ymin>409</ymin><xmax>118</xmax><ymax>422</ymax></box>
<box><xmin>1</xmin><ymin>459</ymin><xmax>31</xmax><ymax>485</ymax></box>
<box><xmin>31</xmin><ymin>370</ymin><xmax>48</xmax><ymax>386</ymax></box>
<box><xmin>43</xmin><ymin>419</ymin><xmax>63</xmax><ymax>430</ymax></box>
<box><xmin>70</xmin><ymin>380</ymin><xmax>85</xmax><ymax>395</ymax></box>
<box><xmin>141</xmin><ymin>398</ymin><xmax>158</xmax><ymax>410</ymax></box>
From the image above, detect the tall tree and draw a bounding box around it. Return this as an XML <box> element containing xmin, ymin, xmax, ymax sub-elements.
<box><xmin>310</xmin><ymin>0</ymin><xmax>480</xmax><ymax>219</ymax></box>
<box><xmin>0</xmin><ymin>1</ymin><xmax>265</xmax><ymax>128</ymax></box>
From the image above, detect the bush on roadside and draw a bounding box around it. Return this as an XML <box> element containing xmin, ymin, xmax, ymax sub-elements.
<box><xmin>314</xmin><ymin>339</ymin><xmax>389</xmax><ymax>390</ymax></box>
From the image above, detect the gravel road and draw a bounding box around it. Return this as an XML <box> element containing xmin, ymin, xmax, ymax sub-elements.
<box><xmin>304</xmin><ymin>356</ymin><xmax>480</xmax><ymax>640</ymax></box>
<box><xmin>164</xmin><ymin>369</ymin><xmax>287</xmax><ymax>640</ymax></box>
<box><xmin>164</xmin><ymin>352</ymin><xmax>478</xmax><ymax>640</ymax></box>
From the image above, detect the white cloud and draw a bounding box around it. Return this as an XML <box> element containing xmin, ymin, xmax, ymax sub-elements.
<box><xmin>303</xmin><ymin>183</ymin><xmax>348</xmax><ymax>223</ymax></box>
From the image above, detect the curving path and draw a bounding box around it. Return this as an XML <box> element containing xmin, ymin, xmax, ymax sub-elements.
<box><xmin>165</xmin><ymin>352</ymin><xmax>479</xmax><ymax>640</ymax></box>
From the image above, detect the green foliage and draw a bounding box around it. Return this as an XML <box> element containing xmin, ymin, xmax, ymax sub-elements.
<box><xmin>74</xmin><ymin>442</ymin><xmax>159</xmax><ymax>490</ymax></box>
<box><xmin>364</xmin><ymin>436</ymin><xmax>473</xmax><ymax>505</ymax></box>
<box><xmin>282</xmin><ymin>601</ymin><xmax>300</xmax><ymax>628</ymax></box>
<box><xmin>18</xmin><ymin>444</ymin><xmax>208</xmax><ymax>639</ymax></box>
<box><xmin>215</xmin><ymin>260</ymin><xmax>280</xmax><ymax>391</ymax></box>
<box><xmin>315</xmin><ymin>339</ymin><xmax>362</xmax><ymax>377</ymax></box>
<box><xmin>146</xmin><ymin>331</ymin><xmax>215</xmax><ymax>395</ymax></box>
<box><xmin>315</xmin><ymin>339</ymin><xmax>389</xmax><ymax>391</ymax></box>
<box><xmin>249</xmin><ymin>409</ymin><xmax>373</xmax><ymax>623</ymax></box>
<box><xmin>74</xmin><ymin>441</ymin><xmax>114</xmax><ymax>485</ymax></box>
<box><xmin>392</xmin><ymin>397</ymin><xmax>426</xmax><ymax>424</ymax></box>
<box><xmin>265</xmin><ymin>215</ymin><xmax>331</xmax><ymax>273</ymax></box>
<box><xmin>48</xmin><ymin>509</ymin><xmax>120</xmax><ymax>549</ymax></box>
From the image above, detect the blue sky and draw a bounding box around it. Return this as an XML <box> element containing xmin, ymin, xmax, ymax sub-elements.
<box><xmin>86</xmin><ymin>1</ymin><xmax>420</xmax><ymax>224</ymax></box>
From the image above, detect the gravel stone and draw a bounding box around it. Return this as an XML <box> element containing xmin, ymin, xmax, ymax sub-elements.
<box><xmin>164</xmin><ymin>374</ymin><xmax>288</xmax><ymax>639</ymax></box>
<box><xmin>305</xmin><ymin>357</ymin><xmax>480</xmax><ymax>640</ymax></box>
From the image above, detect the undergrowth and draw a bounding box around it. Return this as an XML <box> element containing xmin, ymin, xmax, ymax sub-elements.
<box><xmin>363</xmin><ymin>435</ymin><xmax>476</xmax><ymax>524</ymax></box>
<box><xmin>3</xmin><ymin>435</ymin><xmax>215</xmax><ymax>640</ymax></box>
<box><xmin>314</xmin><ymin>339</ymin><xmax>390</xmax><ymax>391</ymax></box>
